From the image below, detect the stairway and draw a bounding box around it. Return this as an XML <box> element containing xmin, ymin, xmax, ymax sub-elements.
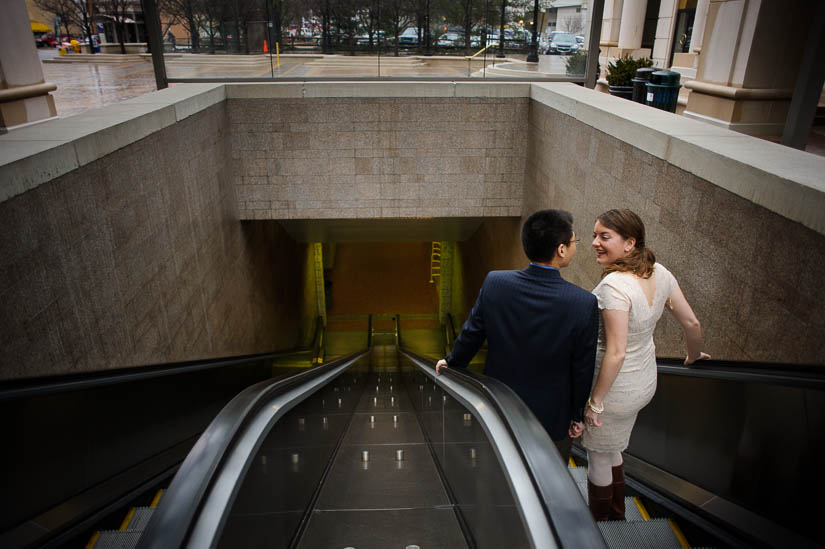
<box><xmin>568</xmin><ymin>460</ymin><xmax>696</xmax><ymax>549</ymax></box>
<box><xmin>86</xmin><ymin>490</ymin><xmax>164</xmax><ymax>549</ymax></box>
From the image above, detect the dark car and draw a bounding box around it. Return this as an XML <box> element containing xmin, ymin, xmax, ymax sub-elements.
<box><xmin>546</xmin><ymin>32</ymin><xmax>579</xmax><ymax>55</ymax></box>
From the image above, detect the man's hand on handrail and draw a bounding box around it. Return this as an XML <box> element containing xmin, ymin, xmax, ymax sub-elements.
<box><xmin>436</xmin><ymin>359</ymin><xmax>448</xmax><ymax>374</ymax></box>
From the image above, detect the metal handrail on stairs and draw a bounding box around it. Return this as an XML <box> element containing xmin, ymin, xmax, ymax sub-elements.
<box><xmin>466</xmin><ymin>42</ymin><xmax>499</xmax><ymax>76</ymax></box>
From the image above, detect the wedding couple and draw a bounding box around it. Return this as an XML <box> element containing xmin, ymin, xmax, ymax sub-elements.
<box><xmin>435</xmin><ymin>208</ymin><xmax>709</xmax><ymax>521</ymax></box>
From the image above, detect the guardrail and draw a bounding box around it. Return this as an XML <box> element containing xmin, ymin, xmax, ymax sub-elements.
<box><xmin>465</xmin><ymin>41</ymin><xmax>499</xmax><ymax>76</ymax></box>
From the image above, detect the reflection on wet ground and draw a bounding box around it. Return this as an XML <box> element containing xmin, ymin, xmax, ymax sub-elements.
<box><xmin>39</xmin><ymin>49</ymin><xmax>540</xmax><ymax>118</ymax></box>
<box><xmin>34</xmin><ymin>49</ymin><xmax>825</xmax><ymax>158</ymax></box>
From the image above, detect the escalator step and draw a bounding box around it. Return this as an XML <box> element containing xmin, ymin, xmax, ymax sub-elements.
<box><xmin>567</xmin><ymin>467</ymin><xmax>645</xmax><ymax>521</ymax></box>
<box><xmin>598</xmin><ymin>518</ymin><xmax>684</xmax><ymax>548</ymax></box>
<box><xmin>124</xmin><ymin>507</ymin><xmax>154</xmax><ymax>531</ymax></box>
<box><xmin>92</xmin><ymin>531</ymin><xmax>143</xmax><ymax>549</ymax></box>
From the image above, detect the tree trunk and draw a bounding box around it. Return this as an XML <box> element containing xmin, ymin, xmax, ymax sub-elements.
<box><xmin>84</xmin><ymin>21</ymin><xmax>96</xmax><ymax>54</ymax></box>
<box><xmin>464</xmin><ymin>15</ymin><xmax>471</xmax><ymax>55</ymax></box>
<box><xmin>498</xmin><ymin>0</ymin><xmax>506</xmax><ymax>57</ymax></box>
<box><xmin>117</xmin><ymin>22</ymin><xmax>126</xmax><ymax>53</ymax></box>
<box><xmin>186</xmin><ymin>2</ymin><xmax>199</xmax><ymax>52</ymax></box>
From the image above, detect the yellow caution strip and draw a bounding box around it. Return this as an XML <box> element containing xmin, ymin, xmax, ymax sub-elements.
<box><xmin>668</xmin><ymin>518</ymin><xmax>690</xmax><ymax>548</ymax></box>
<box><xmin>568</xmin><ymin>457</ymin><xmax>577</xmax><ymax>468</ymax></box>
<box><xmin>150</xmin><ymin>489</ymin><xmax>164</xmax><ymax>508</ymax></box>
<box><xmin>119</xmin><ymin>507</ymin><xmax>136</xmax><ymax>531</ymax></box>
<box><xmin>85</xmin><ymin>531</ymin><xmax>101</xmax><ymax>549</ymax></box>
<box><xmin>633</xmin><ymin>497</ymin><xmax>651</xmax><ymax>520</ymax></box>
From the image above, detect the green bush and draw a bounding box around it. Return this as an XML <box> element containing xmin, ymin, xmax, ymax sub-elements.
<box><xmin>565</xmin><ymin>50</ymin><xmax>588</xmax><ymax>77</ymax></box>
<box><xmin>605</xmin><ymin>56</ymin><xmax>653</xmax><ymax>87</ymax></box>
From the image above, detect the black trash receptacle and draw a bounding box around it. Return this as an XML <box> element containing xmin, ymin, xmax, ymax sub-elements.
<box><xmin>631</xmin><ymin>67</ymin><xmax>655</xmax><ymax>103</ymax></box>
<box><xmin>645</xmin><ymin>70</ymin><xmax>681</xmax><ymax>113</ymax></box>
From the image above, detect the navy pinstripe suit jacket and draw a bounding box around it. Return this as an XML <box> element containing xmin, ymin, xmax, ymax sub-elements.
<box><xmin>446</xmin><ymin>264</ymin><xmax>598</xmax><ymax>441</ymax></box>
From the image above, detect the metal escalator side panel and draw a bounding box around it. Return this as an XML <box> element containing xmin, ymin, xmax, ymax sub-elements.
<box><xmin>189</xmin><ymin>354</ymin><xmax>366</xmax><ymax>548</ymax></box>
<box><xmin>136</xmin><ymin>351</ymin><xmax>368</xmax><ymax>549</ymax></box>
<box><xmin>401</xmin><ymin>350</ymin><xmax>606</xmax><ymax>549</ymax></box>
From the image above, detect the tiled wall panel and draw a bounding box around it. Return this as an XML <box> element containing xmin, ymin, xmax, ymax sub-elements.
<box><xmin>228</xmin><ymin>97</ymin><xmax>527</xmax><ymax>219</ymax></box>
<box><xmin>515</xmin><ymin>100</ymin><xmax>825</xmax><ymax>364</ymax></box>
<box><xmin>0</xmin><ymin>104</ymin><xmax>305</xmax><ymax>380</ymax></box>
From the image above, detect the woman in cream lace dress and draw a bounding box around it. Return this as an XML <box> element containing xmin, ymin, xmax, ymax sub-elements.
<box><xmin>581</xmin><ymin>209</ymin><xmax>710</xmax><ymax>521</ymax></box>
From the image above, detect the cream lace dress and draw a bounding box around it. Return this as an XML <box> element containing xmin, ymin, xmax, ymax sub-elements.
<box><xmin>582</xmin><ymin>263</ymin><xmax>677</xmax><ymax>452</ymax></box>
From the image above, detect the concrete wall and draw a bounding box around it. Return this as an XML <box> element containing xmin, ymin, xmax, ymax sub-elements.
<box><xmin>229</xmin><ymin>83</ymin><xmax>527</xmax><ymax>220</ymax></box>
<box><xmin>517</xmin><ymin>86</ymin><xmax>825</xmax><ymax>364</ymax></box>
<box><xmin>0</xmin><ymin>102</ymin><xmax>306</xmax><ymax>380</ymax></box>
<box><xmin>2</xmin><ymin>81</ymin><xmax>823</xmax><ymax>374</ymax></box>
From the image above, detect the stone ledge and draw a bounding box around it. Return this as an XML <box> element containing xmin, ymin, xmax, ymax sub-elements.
<box><xmin>530</xmin><ymin>82</ymin><xmax>825</xmax><ymax>236</ymax></box>
<box><xmin>0</xmin><ymin>84</ymin><xmax>226</xmax><ymax>204</ymax></box>
<box><xmin>225</xmin><ymin>81</ymin><xmax>532</xmax><ymax>99</ymax></box>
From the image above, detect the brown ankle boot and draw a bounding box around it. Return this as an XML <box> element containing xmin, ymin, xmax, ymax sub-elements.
<box><xmin>587</xmin><ymin>479</ymin><xmax>613</xmax><ymax>521</ymax></box>
<box><xmin>609</xmin><ymin>464</ymin><xmax>626</xmax><ymax>520</ymax></box>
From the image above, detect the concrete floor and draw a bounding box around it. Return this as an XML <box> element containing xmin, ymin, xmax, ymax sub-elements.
<box><xmin>37</xmin><ymin>48</ymin><xmax>825</xmax><ymax>157</ymax></box>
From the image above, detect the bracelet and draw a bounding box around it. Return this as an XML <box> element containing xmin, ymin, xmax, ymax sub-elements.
<box><xmin>587</xmin><ymin>398</ymin><xmax>604</xmax><ymax>414</ymax></box>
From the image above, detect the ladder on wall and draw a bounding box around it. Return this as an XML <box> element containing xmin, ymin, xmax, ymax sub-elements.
<box><xmin>429</xmin><ymin>242</ymin><xmax>441</xmax><ymax>283</ymax></box>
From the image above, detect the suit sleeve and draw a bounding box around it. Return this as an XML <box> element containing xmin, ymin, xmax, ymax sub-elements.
<box><xmin>445</xmin><ymin>279</ymin><xmax>487</xmax><ymax>369</ymax></box>
<box><xmin>570</xmin><ymin>295</ymin><xmax>598</xmax><ymax>422</ymax></box>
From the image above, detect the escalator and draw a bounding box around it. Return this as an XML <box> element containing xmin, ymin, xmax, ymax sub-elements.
<box><xmin>4</xmin><ymin>315</ymin><xmax>821</xmax><ymax>548</ymax></box>
<box><xmin>136</xmin><ymin>322</ymin><xmax>604</xmax><ymax>548</ymax></box>
<box><xmin>122</xmin><ymin>319</ymin><xmax>823</xmax><ymax>549</ymax></box>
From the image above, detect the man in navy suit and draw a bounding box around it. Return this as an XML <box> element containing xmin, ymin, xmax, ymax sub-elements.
<box><xmin>436</xmin><ymin>209</ymin><xmax>598</xmax><ymax>462</ymax></box>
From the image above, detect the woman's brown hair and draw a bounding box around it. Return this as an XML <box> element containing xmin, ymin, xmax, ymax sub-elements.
<box><xmin>597</xmin><ymin>209</ymin><xmax>656</xmax><ymax>279</ymax></box>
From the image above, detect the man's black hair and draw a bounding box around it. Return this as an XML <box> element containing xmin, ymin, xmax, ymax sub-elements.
<box><xmin>521</xmin><ymin>209</ymin><xmax>574</xmax><ymax>262</ymax></box>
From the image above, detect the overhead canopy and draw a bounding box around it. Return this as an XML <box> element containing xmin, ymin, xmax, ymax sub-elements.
<box><xmin>31</xmin><ymin>21</ymin><xmax>52</xmax><ymax>33</ymax></box>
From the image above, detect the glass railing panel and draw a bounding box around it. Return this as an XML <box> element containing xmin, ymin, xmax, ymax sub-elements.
<box><xmin>158</xmin><ymin>0</ymin><xmax>596</xmax><ymax>82</ymax></box>
<box><xmin>402</xmin><ymin>358</ymin><xmax>530</xmax><ymax>549</ymax></box>
<box><xmin>215</xmin><ymin>359</ymin><xmax>369</xmax><ymax>548</ymax></box>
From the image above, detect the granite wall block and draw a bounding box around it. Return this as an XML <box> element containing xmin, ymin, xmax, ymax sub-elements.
<box><xmin>514</xmin><ymin>100</ymin><xmax>825</xmax><ymax>364</ymax></box>
<box><xmin>228</xmin><ymin>97</ymin><xmax>528</xmax><ymax>220</ymax></box>
<box><xmin>0</xmin><ymin>104</ymin><xmax>306</xmax><ymax>380</ymax></box>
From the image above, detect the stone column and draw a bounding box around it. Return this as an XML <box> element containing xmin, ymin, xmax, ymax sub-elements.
<box><xmin>617</xmin><ymin>0</ymin><xmax>648</xmax><ymax>49</ymax></box>
<box><xmin>0</xmin><ymin>0</ymin><xmax>57</xmax><ymax>133</ymax></box>
<box><xmin>600</xmin><ymin>0</ymin><xmax>623</xmax><ymax>46</ymax></box>
<box><xmin>690</xmin><ymin>0</ymin><xmax>710</xmax><ymax>53</ymax></box>
<box><xmin>683</xmin><ymin>0</ymin><xmax>813</xmax><ymax>137</ymax></box>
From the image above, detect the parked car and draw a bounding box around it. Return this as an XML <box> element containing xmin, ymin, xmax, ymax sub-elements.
<box><xmin>437</xmin><ymin>32</ymin><xmax>461</xmax><ymax>46</ymax></box>
<box><xmin>398</xmin><ymin>27</ymin><xmax>418</xmax><ymax>46</ymax></box>
<box><xmin>35</xmin><ymin>33</ymin><xmax>57</xmax><ymax>47</ymax></box>
<box><xmin>546</xmin><ymin>32</ymin><xmax>579</xmax><ymax>55</ymax></box>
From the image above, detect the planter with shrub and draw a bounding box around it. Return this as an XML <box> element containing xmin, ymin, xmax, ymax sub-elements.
<box><xmin>606</xmin><ymin>56</ymin><xmax>653</xmax><ymax>99</ymax></box>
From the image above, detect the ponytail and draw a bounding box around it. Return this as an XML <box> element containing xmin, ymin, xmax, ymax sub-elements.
<box><xmin>602</xmin><ymin>246</ymin><xmax>656</xmax><ymax>279</ymax></box>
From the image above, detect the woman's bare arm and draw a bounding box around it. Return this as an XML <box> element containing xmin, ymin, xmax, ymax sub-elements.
<box><xmin>585</xmin><ymin>308</ymin><xmax>628</xmax><ymax>426</ymax></box>
<box><xmin>668</xmin><ymin>283</ymin><xmax>710</xmax><ymax>365</ymax></box>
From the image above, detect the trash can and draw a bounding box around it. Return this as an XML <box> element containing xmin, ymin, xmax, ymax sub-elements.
<box><xmin>645</xmin><ymin>70</ymin><xmax>682</xmax><ymax>113</ymax></box>
<box><xmin>631</xmin><ymin>67</ymin><xmax>655</xmax><ymax>104</ymax></box>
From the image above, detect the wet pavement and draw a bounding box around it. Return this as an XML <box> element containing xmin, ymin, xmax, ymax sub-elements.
<box><xmin>40</xmin><ymin>48</ymin><xmax>161</xmax><ymax>117</ymax></box>
<box><xmin>38</xmin><ymin>48</ymin><xmax>541</xmax><ymax>118</ymax></box>
<box><xmin>34</xmin><ymin>49</ymin><xmax>825</xmax><ymax>157</ymax></box>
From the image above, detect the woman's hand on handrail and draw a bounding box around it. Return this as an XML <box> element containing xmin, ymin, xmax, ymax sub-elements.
<box><xmin>685</xmin><ymin>351</ymin><xmax>711</xmax><ymax>366</ymax></box>
<box><xmin>436</xmin><ymin>359</ymin><xmax>448</xmax><ymax>374</ymax></box>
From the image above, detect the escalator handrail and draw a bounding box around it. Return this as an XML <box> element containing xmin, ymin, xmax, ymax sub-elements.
<box><xmin>136</xmin><ymin>350</ymin><xmax>368</xmax><ymax>549</ymax></box>
<box><xmin>0</xmin><ymin>348</ymin><xmax>313</xmax><ymax>402</ymax></box>
<box><xmin>401</xmin><ymin>350</ymin><xmax>605</xmax><ymax>549</ymax></box>
<box><xmin>655</xmin><ymin>358</ymin><xmax>825</xmax><ymax>389</ymax></box>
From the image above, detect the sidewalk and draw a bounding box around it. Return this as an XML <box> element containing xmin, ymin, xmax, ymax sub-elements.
<box><xmin>36</xmin><ymin>49</ymin><xmax>825</xmax><ymax>157</ymax></box>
